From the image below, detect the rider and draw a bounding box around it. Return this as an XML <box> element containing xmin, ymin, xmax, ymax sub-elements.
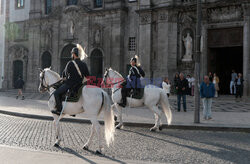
<box><xmin>118</xmin><ymin>56</ymin><xmax>145</xmax><ymax>107</ymax></box>
<box><xmin>51</xmin><ymin>46</ymin><xmax>90</xmax><ymax>115</ymax></box>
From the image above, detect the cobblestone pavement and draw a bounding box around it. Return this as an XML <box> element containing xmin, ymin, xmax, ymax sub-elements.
<box><xmin>0</xmin><ymin>114</ymin><xmax>249</xmax><ymax>164</ymax></box>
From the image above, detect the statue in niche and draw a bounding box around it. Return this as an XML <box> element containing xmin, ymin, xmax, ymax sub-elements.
<box><xmin>45</xmin><ymin>31</ymin><xmax>52</xmax><ymax>48</ymax></box>
<box><xmin>182</xmin><ymin>32</ymin><xmax>193</xmax><ymax>61</ymax></box>
<box><xmin>69</xmin><ymin>20</ymin><xmax>75</xmax><ymax>36</ymax></box>
<box><xmin>95</xmin><ymin>29</ymin><xmax>101</xmax><ymax>44</ymax></box>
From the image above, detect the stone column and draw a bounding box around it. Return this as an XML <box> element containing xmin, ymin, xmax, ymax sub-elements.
<box><xmin>138</xmin><ymin>11</ymin><xmax>152</xmax><ymax>78</ymax></box>
<box><xmin>243</xmin><ymin>4</ymin><xmax>250</xmax><ymax>97</ymax></box>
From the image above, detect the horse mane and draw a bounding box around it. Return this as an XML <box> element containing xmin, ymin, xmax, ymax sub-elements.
<box><xmin>109</xmin><ymin>68</ymin><xmax>124</xmax><ymax>78</ymax></box>
<box><xmin>44</xmin><ymin>68</ymin><xmax>61</xmax><ymax>79</ymax></box>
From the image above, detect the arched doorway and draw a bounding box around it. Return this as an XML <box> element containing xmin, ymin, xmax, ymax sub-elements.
<box><xmin>41</xmin><ymin>51</ymin><xmax>52</xmax><ymax>69</ymax></box>
<box><xmin>61</xmin><ymin>44</ymin><xmax>76</xmax><ymax>73</ymax></box>
<box><xmin>13</xmin><ymin>60</ymin><xmax>23</xmax><ymax>86</ymax></box>
<box><xmin>90</xmin><ymin>49</ymin><xmax>103</xmax><ymax>79</ymax></box>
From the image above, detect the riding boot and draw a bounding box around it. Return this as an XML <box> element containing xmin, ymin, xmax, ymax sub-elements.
<box><xmin>118</xmin><ymin>88</ymin><xmax>127</xmax><ymax>107</ymax></box>
<box><xmin>51</xmin><ymin>95</ymin><xmax>62</xmax><ymax>115</ymax></box>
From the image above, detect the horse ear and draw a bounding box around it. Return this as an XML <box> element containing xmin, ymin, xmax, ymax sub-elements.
<box><xmin>38</xmin><ymin>68</ymin><xmax>43</xmax><ymax>72</ymax></box>
<box><xmin>105</xmin><ymin>68</ymin><xmax>108</xmax><ymax>71</ymax></box>
<box><xmin>49</xmin><ymin>66</ymin><xmax>51</xmax><ymax>70</ymax></box>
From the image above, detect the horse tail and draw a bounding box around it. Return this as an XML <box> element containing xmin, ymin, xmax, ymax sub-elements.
<box><xmin>160</xmin><ymin>90</ymin><xmax>172</xmax><ymax>125</ymax></box>
<box><xmin>102</xmin><ymin>91</ymin><xmax>115</xmax><ymax>147</ymax></box>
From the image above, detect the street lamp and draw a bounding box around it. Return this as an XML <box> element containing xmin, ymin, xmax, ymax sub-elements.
<box><xmin>194</xmin><ymin>0</ymin><xmax>202</xmax><ymax>123</ymax></box>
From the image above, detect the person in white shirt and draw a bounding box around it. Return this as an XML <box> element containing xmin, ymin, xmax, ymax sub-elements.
<box><xmin>162</xmin><ymin>77</ymin><xmax>171</xmax><ymax>97</ymax></box>
<box><xmin>190</xmin><ymin>76</ymin><xmax>195</xmax><ymax>96</ymax></box>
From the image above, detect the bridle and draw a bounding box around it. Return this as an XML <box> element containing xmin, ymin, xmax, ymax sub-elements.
<box><xmin>103</xmin><ymin>69</ymin><xmax>125</xmax><ymax>93</ymax></box>
<box><xmin>40</xmin><ymin>70</ymin><xmax>62</xmax><ymax>92</ymax></box>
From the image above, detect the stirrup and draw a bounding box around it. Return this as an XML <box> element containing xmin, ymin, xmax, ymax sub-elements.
<box><xmin>51</xmin><ymin>110</ymin><xmax>61</xmax><ymax>115</ymax></box>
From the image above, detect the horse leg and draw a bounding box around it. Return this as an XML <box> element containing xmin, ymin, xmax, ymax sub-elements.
<box><xmin>115</xmin><ymin>105</ymin><xmax>123</xmax><ymax>129</ymax></box>
<box><xmin>92</xmin><ymin>119</ymin><xmax>103</xmax><ymax>154</ymax></box>
<box><xmin>83</xmin><ymin>124</ymin><xmax>95</xmax><ymax>150</ymax></box>
<box><xmin>150</xmin><ymin>106</ymin><xmax>162</xmax><ymax>132</ymax></box>
<box><xmin>53</xmin><ymin>119</ymin><xmax>61</xmax><ymax>147</ymax></box>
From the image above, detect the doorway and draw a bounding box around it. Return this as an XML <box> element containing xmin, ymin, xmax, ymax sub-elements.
<box><xmin>13</xmin><ymin>60</ymin><xmax>23</xmax><ymax>87</ymax></box>
<box><xmin>208</xmin><ymin>47</ymin><xmax>243</xmax><ymax>95</ymax></box>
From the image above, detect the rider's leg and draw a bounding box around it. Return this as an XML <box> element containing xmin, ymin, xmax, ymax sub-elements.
<box><xmin>52</xmin><ymin>83</ymin><xmax>71</xmax><ymax>115</ymax></box>
<box><xmin>118</xmin><ymin>87</ymin><xmax>128</xmax><ymax>107</ymax></box>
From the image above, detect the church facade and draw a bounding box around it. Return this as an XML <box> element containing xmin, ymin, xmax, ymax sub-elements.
<box><xmin>2</xmin><ymin>0</ymin><xmax>250</xmax><ymax>96</ymax></box>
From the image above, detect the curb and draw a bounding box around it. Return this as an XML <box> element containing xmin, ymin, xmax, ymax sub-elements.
<box><xmin>0</xmin><ymin>109</ymin><xmax>249</xmax><ymax>133</ymax></box>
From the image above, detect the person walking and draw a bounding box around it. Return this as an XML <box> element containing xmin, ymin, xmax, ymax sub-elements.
<box><xmin>176</xmin><ymin>73</ymin><xmax>188</xmax><ymax>112</ymax></box>
<box><xmin>15</xmin><ymin>76</ymin><xmax>25</xmax><ymax>100</ymax></box>
<box><xmin>230</xmin><ymin>69</ymin><xmax>237</xmax><ymax>95</ymax></box>
<box><xmin>213</xmin><ymin>73</ymin><xmax>220</xmax><ymax>98</ymax></box>
<box><xmin>162</xmin><ymin>77</ymin><xmax>171</xmax><ymax>97</ymax></box>
<box><xmin>235</xmin><ymin>73</ymin><xmax>244</xmax><ymax>101</ymax></box>
<box><xmin>200</xmin><ymin>76</ymin><xmax>215</xmax><ymax>120</ymax></box>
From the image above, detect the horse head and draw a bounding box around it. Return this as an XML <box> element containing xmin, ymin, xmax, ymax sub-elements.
<box><xmin>102</xmin><ymin>68</ymin><xmax>124</xmax><ymax>88</ymax></box>
<box><xmin>38</xmin><ymin>68</ymin><xmax>60</xmax><ymax>93</ymax></box>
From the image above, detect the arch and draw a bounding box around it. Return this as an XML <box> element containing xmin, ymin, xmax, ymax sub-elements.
<box><xmin>60</xmin><ymin>44</ymin><xmax>76</xmax><ymax>73</ymax></box>
<box><xmin>41</xmin><ymin>51</ymin><xmax>52</xmax><ymax>69</ymax></box>
<box><xmin>90</xmin><ymin>48</ymin><xmax>103</xmax><ymax>78</ymax></box>
<box><xmin>13</xmin><ymin>60</ymin><xmax>23</xmax><ymax>87</ymax></box>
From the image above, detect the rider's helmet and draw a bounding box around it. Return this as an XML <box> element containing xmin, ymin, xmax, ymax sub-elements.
<box><xmin>71</xmin><ymin>47</ymin><xmax>79</xmax><ymax>57</ymax></box>
<box><xmin>130</xmin><ymin>57</ymin><xmax>137</xmax><ymax>63</ymax></box>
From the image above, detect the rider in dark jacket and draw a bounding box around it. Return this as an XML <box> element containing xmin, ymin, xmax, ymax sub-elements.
<box><xmin>118</xmin><ymin>57</ymin><xmax>145</xmax><ymax>107</ymax></box>
<box><xmin>51</xmin><ymin>47</ymin><xmax>90</xmax><ymax>115</ymax></box>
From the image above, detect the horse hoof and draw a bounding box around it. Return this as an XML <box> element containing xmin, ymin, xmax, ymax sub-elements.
<box><xmin>96</xmin><ymin>150</ymin><xmax>102</xmax><ymax>155</ymax></box>
<box><xmin>150</xmin><ymin>128</ymin><xmax>156</xmax><ymax>132</ymax></box>
<box><xmin>159</xmin><ymin>126</ymin><xmax>163</xmax><ymax>131</ymax></box>
<box><xmin>54</xmin><ymin>143</ymin><xmax>60</xmax><ymax>147</ymax></box>
<box><xmin>83</xmin><ymin>146</ymin><xmax>89</xmax><ymax>150</ymax></box>
<box><xmin>114</xmin><ymin>116</ymin><xmax>117</xmax><ymax>121</ymax></box>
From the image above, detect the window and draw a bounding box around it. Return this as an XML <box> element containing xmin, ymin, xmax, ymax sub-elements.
<box><xmin>94</xmin><ymin>0</ymin><xmax>103</xmax><ymax>8</ymax></box>
<box><xmin>16</xmin><ymin>0</ymin><xmax>24</xmax><ymax>9</ymax></box>
<box><xmin>129</xmin><ymin>37</ymin><xmax>136</xmax><ymax>51</ymax></box>
<box><xmin>67</xmin><ymin>0</ymin><xmax>77</xmax><ymax>6</ymax></box>
<box><xmin>45</xmin><ymin>0</ymin><xmax>52</xmax><ymax>14</ymax></box>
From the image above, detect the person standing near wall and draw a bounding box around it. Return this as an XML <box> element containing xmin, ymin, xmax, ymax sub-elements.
<box><xmin>230</xmin><ymin>69</ymin><xmax>237</xmax><ymax>95</ymax></box>
<box><xmin>213</xmin><ymin>73</ymin><xmax>220</xmax><ymax>98</ymax></box>
<box><xmin>200</xmin><ymin>76</ymin><xmax>215</xmax><ymax>120</ymax></box>
<box><xmin>15</xmin><ymin>76</ymin><xmax>25</xmax><ymax>100</ymax></box>
<box><xmin>235</xmin><ymin>73</ymin><xmax>244</xmax><ymax>101</ymax></box>
<box><xmin>162</xmin><ymin>77</ymin><xmax>171</xmax><ymax>97</ymax></box>
<box><xmin>176</xmin><ymin>73</ymin><xmax>189</xmax><ymax>112</ymax></box>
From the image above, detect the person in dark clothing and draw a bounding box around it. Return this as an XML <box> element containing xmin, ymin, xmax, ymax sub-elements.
<box><xmin>176</xmin><ymin>73</ymin><xmax>189</xmax><ymax>112</ymax></box>
<box><xmin>15</xmin><ymin>76</ymin><xmax>25</xmax><ymax>100</ymax></box>
<box><xmin>235</xmin><ymin>73</ymin><xmax>244</xmax><ymax>100</ymax></box>
<box><xmin>174</xmin><ymin>73</ymin><xmax>180</xmax><ymax>94</ymax></box>
<box><xmin>208</xmin><ymin>72</ymin><xmax>213</xmax><ymax>82</ymax></box>
<box><xmin>51</xmin><ymin>46</ymin><xmax>90</xmax><ymax>115</ymax></box>
<box><xmin>118</xmin><ymin>57</ymin><xmax>145</xmax><ymax>107</ymax></box>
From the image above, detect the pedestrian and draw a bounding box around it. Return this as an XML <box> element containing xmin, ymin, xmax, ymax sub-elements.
<box><xmin>176</xmin><ymin>73</ymin><xmax>188</xmax><ymax>112</ymax></box>
<box><xmin>174</xmin><ymin>73</ymin><xmax>180</xmax><ymax>94</ymax></box>
<box><xmin>190</xmin><ymin>75</ymin><xmax>195</xmax><ymax>96</ymax></box>
<box><xmin>235</xmin><ymin>73</ymin><xmax>244</xmax><ymax>100</ymax></box>
<box><xmin>186</xmin><ymin>74</ymin><xmax>192</xmax><ymax>96</ymax></box>
<box><xmin>200</xmin><ymin>76</ymin><xmax>215</xmax><ymax>120</ymax></box>
<box><xmin>14</xmin><ymin>76</ymin><xmax>25</xmax><ymax>100</ymax></box>
<box><xmin>162</xmin><ymin>77</ymin><xmax>171</xmax><ymax>97</ymax></box>
<box><xmin>213</xmin><ymin>73</ymin><xmax>220</xmax><ymax>98</ymax></box>
<box><xmin>230</xmin><ymin>69</ymin><xmax>237</xmax><ymax>95</ymax></box>
<box><xmin>208</xmin><ymin>72</ymin><xmax>213</xmax><ymax>82</ymax></box>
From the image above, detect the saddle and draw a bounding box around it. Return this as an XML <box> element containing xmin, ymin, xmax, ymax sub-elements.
<box><xmin>129</xmin><ymin>88</ymin><xmax>144</xmax><ymax>99</ymax></box>
<box><xmin>53</xmin><ymin>81</ymin><xmax>88</xmax><ymax>103</ymax></box>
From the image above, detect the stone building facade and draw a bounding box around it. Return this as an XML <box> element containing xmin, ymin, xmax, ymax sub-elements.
<box><xmin>2</xmin><ymin>0</ymin><xmax>250</xmax><ymax>96</ymax></box>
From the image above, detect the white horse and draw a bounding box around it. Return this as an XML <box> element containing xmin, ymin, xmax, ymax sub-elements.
<box><xmin>102</xmin><ymin>68</ymin><xmax>172</xmax><ymax>131</ymax></box>
<box><xmin>38</xmin><ymin>68</ymin><xmax>115</xmax><ymax>154</ymax></box>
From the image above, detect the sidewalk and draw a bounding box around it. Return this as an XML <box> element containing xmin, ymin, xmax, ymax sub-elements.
<box><xmin>0</xmin><ymin>95</ymin><xmax>249</xmax><ymax>132</ymax></box>
<box><xmin>0</xmin><ymin>145</ymin><xmax>157</xmax><ymax>164</ymax></box>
